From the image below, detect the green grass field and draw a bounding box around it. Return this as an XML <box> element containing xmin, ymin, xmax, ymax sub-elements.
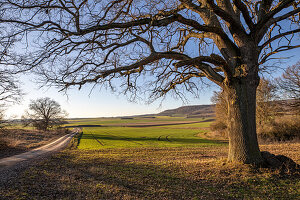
<box><xmin>68</xmin><ymin>117</ymin><xmax>223</xmax><ymax>149</ymax></box>
<box><xmin>78</xmin><ymin>126</ymin><xmax>223</xmax><ymax>149</ymax></box>
<box><xmin>66</xmin><ymin>116</ymin><xmax>211</xmax><ymax>126</ymax></box>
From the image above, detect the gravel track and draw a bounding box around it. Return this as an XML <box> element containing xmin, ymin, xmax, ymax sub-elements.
<box><xmin>0</xmin><ymin>131</ymin><xmax>77</xmax><ymax>186</ymax></box>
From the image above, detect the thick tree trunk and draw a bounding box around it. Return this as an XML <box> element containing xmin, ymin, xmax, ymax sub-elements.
<box><xmin>225</xmin><ymin>76</ymin><xmax>264</xmax><ymax>165</ymax></box>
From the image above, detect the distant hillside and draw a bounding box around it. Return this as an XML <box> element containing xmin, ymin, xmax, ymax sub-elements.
<box><xmin>156</xmin><ymin>99</ymin><xmax>299</xmax><ymax>118</ymax></box>
<box><xmin>158</xmin><ymin>104</ymin><xmax>215</xmax><ymax>118</ymax></box>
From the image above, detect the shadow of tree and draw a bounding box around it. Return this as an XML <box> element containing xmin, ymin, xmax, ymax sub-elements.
<box><xmin>1</xmin><ymin>148</ymin><xmax>299</xmax><ymax>200</ymax></box>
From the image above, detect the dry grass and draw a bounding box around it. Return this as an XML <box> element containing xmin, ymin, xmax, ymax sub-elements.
<box><xmin>0</xmin><ymin>128</ymin><xmax>68</xmax><ymax>159</ymax></box>
<box><xmin>258</xmin><ymin>115</ymin><xmax>300</xmax><ymax>141</ymax></box>
<box><xmin>1</xmin><ymin>143</ymin><xmax>299</xmax><ymax>200</ymax></box>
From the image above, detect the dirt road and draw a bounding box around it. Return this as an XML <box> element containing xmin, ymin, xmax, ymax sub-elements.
<box><xmin>0</xmin><ymin>130</ymin><xmax>78</xmax><ymax>185</ymax></box>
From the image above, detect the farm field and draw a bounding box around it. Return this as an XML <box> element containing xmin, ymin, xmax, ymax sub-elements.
<box><xmin>78</xmin><ymin>126</ymin><xmax>222</xmax><ymax>149</ymax></box>
<box><xmin>66</xmin><ymin>116</ymin><xmax>212</xmax><ymax>127</ymax></box>
<box><xmin>67</xmin><ymin>116</ymin><xmax>222</xmax><ymax>149</ymax></box>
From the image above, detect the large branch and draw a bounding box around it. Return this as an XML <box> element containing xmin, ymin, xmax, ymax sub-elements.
<box><xmin>62</xmin><ymin>51</ymin><xmax>189</xmax><ymax>88</ymax></box>
<box><xmin>194</xmin><ymin>63</ymin><xmax>224</xmax><ymax>86</ymax></box>
<box><xmin>258</xmin><ymin>0</ymin><xmax>273</xmax><ymax>22</ymax></box>
<box><xmin>174</xmin><ymin>15</ymin><xmax>237</xmax><ymax>47</ymax></box>
<box><xmin>2</xmin><ymin>12</ymin><xmax>235</xmax><ymax>46</ymax></box>
<box><xmin>174</xmin><ymin>55</ymin><xmax>226</xmax><ymax>67</ymax></box>
<box><xmin>232</xmin><ymin>0</ymin><xmax>255</xmax><ymax>30</ymax></box>
<box><xmin>62</xmin><ymin>50</ymin><xmax>226</xmax><ymax>88</ymax></box>
<box><xmin>173</xmin><ymin>55</ymin><xmax>226</xmax><ymax>85</ymax></box>
<box><xmin>206</xmin><ymin>0</ymin><xmax>247</xmax><ymax>36</ymax></box>
<box><xmin>179</xmin><ymin>0</ymin><xmax>240</xmax><ymax>62</ymax></box>
<box><xmin>77</xmin><ymin>14</ymin><xmax>230</xmax><ymax>43</ymax></box>
<box><xmin>157</xmin><ymin>63</ymin><xmax>224</xmax><ymax>95</ymax></box>
<box><xmin>269</xmin><ymin>7</ymin><xmax>300</xmax><ymax>25</ymax></box>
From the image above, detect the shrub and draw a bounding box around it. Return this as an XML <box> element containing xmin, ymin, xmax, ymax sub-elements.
<box><xmin>210</xmin><ymin>121</ymin><xmax>228</xmax><ymax>138</ymax></box>
<box><xmin>258</xmin><ymin>115</ymin><xmax>300</xmax><ymax>141</ymax></box>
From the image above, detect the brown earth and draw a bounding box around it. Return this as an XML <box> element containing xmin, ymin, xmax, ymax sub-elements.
<box><xmin>0</xmin><ymin>143</ymin><xmax>299</xmax><ymax>199</ymax></box>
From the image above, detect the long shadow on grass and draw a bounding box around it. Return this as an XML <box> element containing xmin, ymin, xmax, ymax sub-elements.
<box><xmin>1</xmin><ymin>150</ymin><xmax>299</xmax><ymax>200</ymax></box>
<box><xmin>81</xmin><ymin>133</ymin><xmax>226</xmax><ymax>145</ymax></box>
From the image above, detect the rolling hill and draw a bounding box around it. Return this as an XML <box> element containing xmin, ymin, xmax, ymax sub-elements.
<box><xmin>158</xmin><ymin>104</ymin><xmax>215</xmax><ymax>118</ymax></box>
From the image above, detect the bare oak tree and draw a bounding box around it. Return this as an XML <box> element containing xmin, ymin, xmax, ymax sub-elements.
<box><xmin>22</xmin><ymin>97</ymin><xmax>67</xmax><ymax>131</ymax></box>
<box><xmin>1</xmin><ymin>0</ymin><xmax>300</xmax><ymax>164</ymax></box>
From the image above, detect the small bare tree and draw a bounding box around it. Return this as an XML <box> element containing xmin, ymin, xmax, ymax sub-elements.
<box><xmin>22</xmin><ymin>97</ymin><xmax>67</xmax><ymax>131</ymax></box>
<box><xmin>210</xmin><ymin>90</ymin><xmax>228</xmax><ymax>136</ymax></box>
<box><xmin>256</xmin><ymin>78</ymin><xmax>277</xmax><ymax>126</ymax></box>
<box><xmin>276</xmin><ymin>62</ymin><xmax>300</xmax><ymax>112</ymax></box>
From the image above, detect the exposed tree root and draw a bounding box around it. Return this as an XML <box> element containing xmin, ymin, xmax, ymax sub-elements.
<box><xmin>261</xmin><ymin>151</ymin><xmax>300</xmax><ymax>174</ymax></box>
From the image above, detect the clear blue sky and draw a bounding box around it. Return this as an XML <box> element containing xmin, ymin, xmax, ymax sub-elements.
<box><xmin>5</xmin><ymin>47</ymin><xmax>299</xmax><ymax>119</ymax></box>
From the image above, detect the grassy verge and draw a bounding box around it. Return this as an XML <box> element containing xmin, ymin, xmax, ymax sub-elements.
<box><xmin>68</xmin><ymin>129</ymin><xmax>83</xmax><ymax>149</ymax></box>
<box><xmin>1</xmin><ymin>143</ymin><xmax>299</xmax><ymax>199</ymax></box>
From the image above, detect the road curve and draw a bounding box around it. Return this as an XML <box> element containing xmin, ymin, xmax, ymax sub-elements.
<box><xmin>0</xmin><ymin>131</ymin><xmax>77</xmax><ymax>168</ymax></box>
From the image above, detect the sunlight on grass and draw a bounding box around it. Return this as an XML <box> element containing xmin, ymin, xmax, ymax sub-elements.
<box><xmin>75</xmin><ymin>119</ymin><xmax>222</xmax><ymax>149</ymax></box>
<box><xmin>64</xmin><ymin>116</ymin><xmax>224</xmax><ymax>150</ymax></box>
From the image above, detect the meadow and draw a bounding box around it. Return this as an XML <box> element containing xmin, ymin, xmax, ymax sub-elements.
<box><xmin>74</xmin><ymin>117</ymin><xmax>220</xmax><ymax>149</ymax></box>
<box><xmin>80</xmin><ymin>127</ymin><xmax>213</xmax><ymax>148</ymax></box>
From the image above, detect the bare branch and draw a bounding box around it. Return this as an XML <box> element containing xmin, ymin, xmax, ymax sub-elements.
<box><xmin>260</xmin><ymin>28</ymin><xmax>300</xmax><ymax>50</ymax></box>
<box><xmin>233</xmin><ymin>0</ymin><xmax>255</xmax><ymax>30</ymax></box>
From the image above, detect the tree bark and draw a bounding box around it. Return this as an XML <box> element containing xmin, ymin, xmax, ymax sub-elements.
<box><xmin>225</xmin><ymin>73</ymin><xmax>264</xmax><ymax>165</ymax></box>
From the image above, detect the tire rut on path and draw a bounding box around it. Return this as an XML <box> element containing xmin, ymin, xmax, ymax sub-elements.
<box><xmin>158</xmin><ymin>135</ymin><xmax>172</xmax><ymax>142</ymax></box>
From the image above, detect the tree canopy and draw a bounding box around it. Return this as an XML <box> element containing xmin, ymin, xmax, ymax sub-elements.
<box><xmin>22</xmin><ymin>97</ymin><xmax>67</xmax><ymax>131</ymax></box>
<box><xmin>0</xmin><ymin>0</ymin><xmax>298</xmax><ymax>97</ymax></box>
